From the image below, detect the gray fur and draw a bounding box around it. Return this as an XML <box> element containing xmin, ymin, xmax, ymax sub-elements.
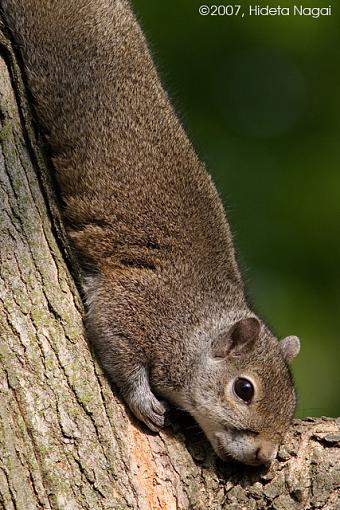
<box><xmin>1</xmin><ymin>0</ymin><xmax>300</xmax><ymax>465</ymax></box>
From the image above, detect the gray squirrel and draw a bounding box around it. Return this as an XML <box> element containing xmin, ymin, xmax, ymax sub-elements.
<box><xmin>1</xmin><ymin>0</ymin><xmax>300</xmax><ymax>465</ymax></box>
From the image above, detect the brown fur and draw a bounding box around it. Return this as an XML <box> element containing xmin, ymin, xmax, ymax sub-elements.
<box><xmin>2</xmin><ymin>0</ymin><xmax>300</xmax><ymax>464</ymax></box>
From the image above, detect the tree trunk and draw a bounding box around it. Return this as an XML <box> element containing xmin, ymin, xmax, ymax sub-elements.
<box><xmin>0</xmin><ymin>23</ymin><xmax>339</xmax><ymax>510</ymax></box>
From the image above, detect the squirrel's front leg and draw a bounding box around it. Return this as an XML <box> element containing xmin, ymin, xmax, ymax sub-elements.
<box><xmin>84</xmin><ymin>276</ymin><xmax>167</xmax><ymax>431</ymax></box>
<box><xmin>93</xmin><ymin>336</ymin><xmax>167</xmax><ymax>431</ymax></box>
<box><xmin>119</xmin><ymin>366</ymin><xmax>168</xmax><ymax>432</ymax></box>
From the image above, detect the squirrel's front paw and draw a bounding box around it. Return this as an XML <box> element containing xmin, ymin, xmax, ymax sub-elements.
<box><xmin>125</xmin><ymin>385</ymin><xmax>168</xmax><ymax>432</ymax></box>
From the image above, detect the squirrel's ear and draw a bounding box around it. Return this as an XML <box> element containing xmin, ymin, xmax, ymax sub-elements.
<box><xmin>280</xmin><ymin>336</ymin><xmax>300</xmax><ymax>363</ymax></box>
<box><xmin>212</xmin><ymin>317</ymin><xmax>261</xmax><ymax>359</ymax></box>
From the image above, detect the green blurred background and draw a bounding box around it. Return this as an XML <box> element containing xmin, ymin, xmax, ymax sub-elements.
<box><xmin>132</xmin><ymin>0</ymin><xmax>340</xmax><ymax>418</ymax></box>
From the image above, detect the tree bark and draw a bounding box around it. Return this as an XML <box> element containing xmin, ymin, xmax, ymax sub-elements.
<box><xmin>0</xmin><ymin>23</ymin><xmax>339</xmax><ymax>510</ymax></box>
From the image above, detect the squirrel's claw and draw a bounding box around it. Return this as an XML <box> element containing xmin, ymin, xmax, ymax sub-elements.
<box><xmin>124</xmin><ymin>375</ymin><xmax>168</xmax><ymax>432</ymax></box>
<box><xmin>127</xmin><ymin>389</ymin><xmax>167</xmax><ymax>432</ymax></box>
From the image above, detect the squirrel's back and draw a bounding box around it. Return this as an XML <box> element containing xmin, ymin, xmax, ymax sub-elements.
<box><xmin>3</xmin><ymin>0</ymin><xmax>240</xmax><ymax>292</ymax></box>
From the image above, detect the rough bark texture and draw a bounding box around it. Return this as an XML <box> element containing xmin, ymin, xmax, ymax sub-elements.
<box><xmin>0</xmin><ymin>23</ymin><xmax>339</xmax><ymax>510</ymax></box>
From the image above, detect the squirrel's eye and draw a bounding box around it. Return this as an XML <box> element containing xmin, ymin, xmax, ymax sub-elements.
<box><xmin>233</xmin><ymin>378</ymin><xmax>254</xmax><ymax>403</ymax></box>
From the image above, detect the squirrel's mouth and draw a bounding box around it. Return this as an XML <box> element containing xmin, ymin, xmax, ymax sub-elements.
<box><xmin>215</xmin><ymin>438</ymin><xmax>233</xmax><ymax>462</ymax></box>
<box><xmin>215</xmin><ymin>436</ymin><xmax>269</xmax><ymax>466</ymax></box>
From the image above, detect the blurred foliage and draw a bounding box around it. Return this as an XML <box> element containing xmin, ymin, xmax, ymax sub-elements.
<box><xmin>133</xmin><ymin>0</ymin><xmax>340</xmax><ymax>418</ymax></box>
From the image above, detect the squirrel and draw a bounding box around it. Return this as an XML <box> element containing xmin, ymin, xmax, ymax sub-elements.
<box><xmin>1</xmin><ymin>0</ymin><xmax>300</xmax><ymax>465</ymax></box>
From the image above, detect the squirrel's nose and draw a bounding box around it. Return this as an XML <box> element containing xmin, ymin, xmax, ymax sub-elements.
<box><xmin>254</xmin><ymin>443</ymin><xmax>278</xmax><ymax>465</ymax></box>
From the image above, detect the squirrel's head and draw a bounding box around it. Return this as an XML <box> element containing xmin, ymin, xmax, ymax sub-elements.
<box><xmin>180</xmin><ymin>317</ymin><xmax>300</xmax><ymax>466</ymax></box>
